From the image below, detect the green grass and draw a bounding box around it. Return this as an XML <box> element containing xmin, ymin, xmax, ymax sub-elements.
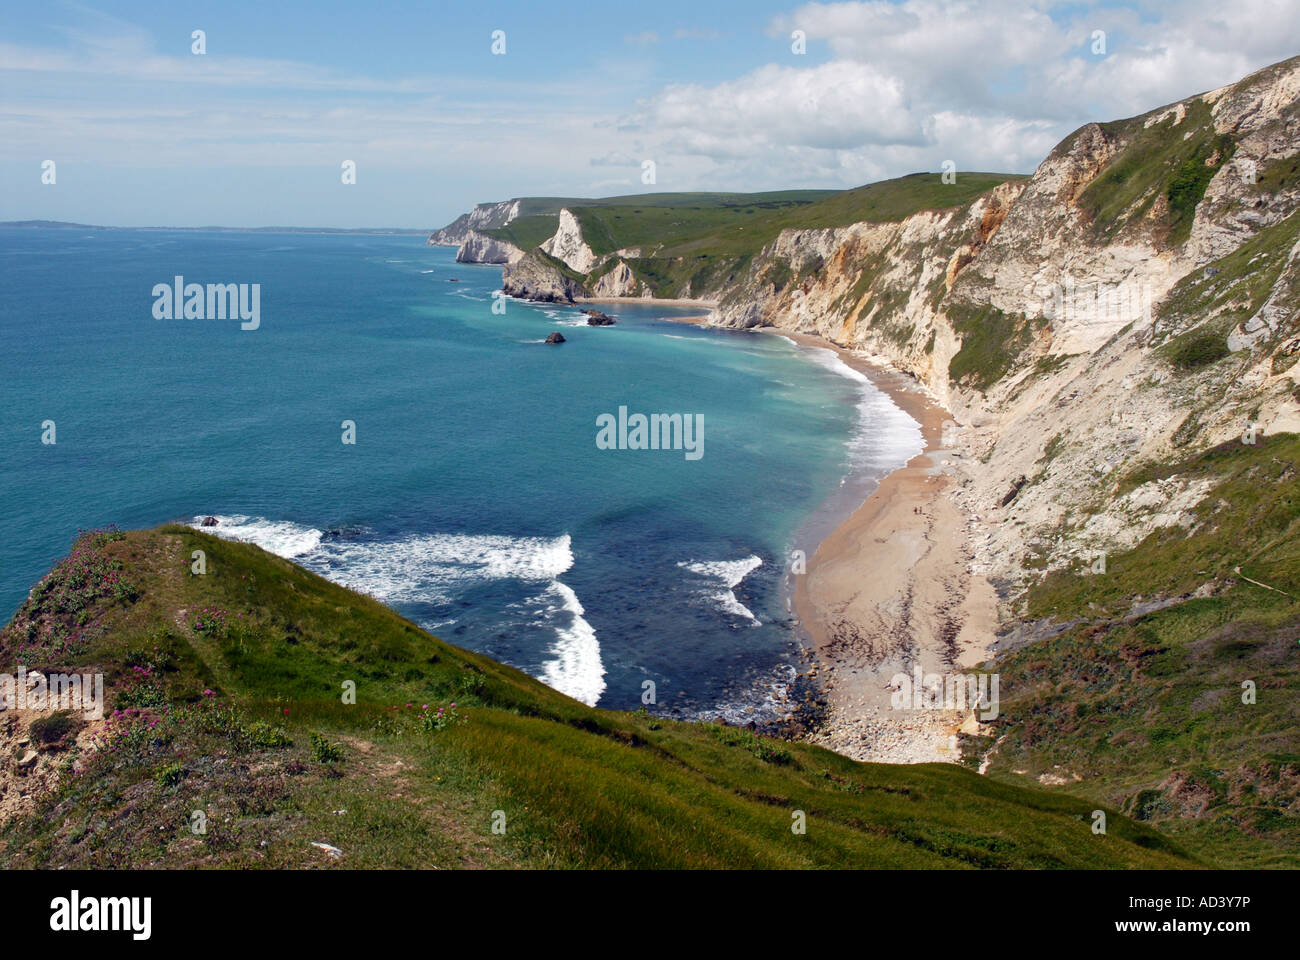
<box><xmin>1077</xmin><ymin>98</ymin><xmax>1236</xmax><ymax>246</ymax></box>
<box><xmin>1166</xmin><ymin>332</ymin><xmax>1232</xmax><ymax>370</ymax></box>
<box><xmin>0</xmin><ymin>525</ymin><xmax>1198</xmax><ymax>869</ymax></box>
<box><xmin>572</xmin><ymin>173</ymin><xmax>1023</xmax><ymax>261</ymax></box>
<box><xmin>483</xmin><ymin>214</ymin><xmax>561</xmax><ymax>251</ymax></box>
<box><xmin>974</xmin><ymin>434</ymin><xmax>1300</xmax><ymax>867</ymax></box>
<box><xmin>947</xmin><ymin>303</ymin><xmax>1038</xmax><ymax>391</ymax></box>
<box><xmin>1154</xmin><ymin>208</ymin><xmax>1300</xmax><ymax>347</ymax></box>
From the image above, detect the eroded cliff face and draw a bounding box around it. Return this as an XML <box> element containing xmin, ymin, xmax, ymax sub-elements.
<box><xmin>590</xmin><ymin>259</ymin><xmax>646</xmax><ymax>298</ymax></box>
<box><xmin>707</xmin><ymin>55</ymin><xmax>1300</xmax><ymax>618</ymax></box>
<box><xmin>501</xmin><ymin>249</ymin><xmax>585</xmax><ymax>302</ymax></box>
<box><xmin>456</xmin><ymin>229</ymin><xmax>525</xmax><ymax>265</ymax></box>
<box><xmin>540</xmin><ymin>209</ymin><xmax>598</xmax><ymax>273</ymax></box>
<box><xmin>428</xmin><ymin>199</ymin><xmax>523</xmax><ymax>247</ymax></box>
<box><xmin>713</xmin><ymin>182</ymin><xmax>1024</xmax><ymax>406</ymax></box>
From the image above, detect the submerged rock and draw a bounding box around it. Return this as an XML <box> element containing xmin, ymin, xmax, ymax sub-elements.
<box><xmin>201</xmin><ymin>516</ymin><xmax>219</xmax><ymax>527</ymax></box>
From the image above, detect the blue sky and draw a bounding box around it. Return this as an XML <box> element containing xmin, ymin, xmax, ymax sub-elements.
<box><xmin>2</xmin><ymin>1</ymin><xmax>1296</xmax><ymax>228</ymax></box>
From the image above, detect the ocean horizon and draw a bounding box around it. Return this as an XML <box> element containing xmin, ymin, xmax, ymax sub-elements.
<box><xmin>0</xmin><ymin>225</ymin><xmax>920</xmax><ymax>722</ymax></box>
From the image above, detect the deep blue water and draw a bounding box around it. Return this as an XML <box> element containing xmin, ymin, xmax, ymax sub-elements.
<box><xmin>0</xmin><ymin>228</ymin><xmax>919</xmax><ymax>721</ymax></box>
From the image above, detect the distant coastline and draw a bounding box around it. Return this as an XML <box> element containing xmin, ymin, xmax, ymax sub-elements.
<box><xmin>0</xmin><ymin>220</ymin><xmax>429</xmax><ymax>236</ymax></box>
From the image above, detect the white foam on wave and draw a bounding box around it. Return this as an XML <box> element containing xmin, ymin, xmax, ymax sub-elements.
<box><xmin>677</xmin><ymin>555</ymin><xmax>763</xmax><ymax>624</ymax></box>
<box><xmin>538</xmin><ymin>581</ymin><xmax>605</xmax><ymax>706</ymax></box>
<box><xmin>314</xmin><ymin>532</ymin><xmax>573</xmax><ymax>602</ymax></box>
<box><xmin>188</xmin><ymin>514</ymin><xmax>323</xmax><ymax>558</ymax></box>
<box><xmin>803</xmin><ymin>347</ymin><xmax>923</xmax><ymax>473</ymax></box>
<box><xmin>536</xmin><ymin>305</ymin><xmax>602</xmax><ymax>327</ymax></box>
<box><xmin>539</xmin><ymin>310</ymin><xmax>588</xmax><ymax>327</ymax></box>
<box><xmin>187</xmin><ymin>518</ymin><xmax>605</xmax><ymax>705</ymax></box>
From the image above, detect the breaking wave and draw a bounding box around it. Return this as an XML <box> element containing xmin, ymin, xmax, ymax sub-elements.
<box><xmin>677</xmin><ymin>555</ymin><xmax>763</xmax><ymax>624</ymax></box>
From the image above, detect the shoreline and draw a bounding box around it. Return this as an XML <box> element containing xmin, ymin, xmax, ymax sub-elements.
<box><xmin>753</xmin><ymin>328</ymin><xmax>997</xmax><ymax>764</ymax></box>
<box><xmin>502</xmin><ymin>290</ymin><xmax>998</xmax><ymax>760</ymax></box>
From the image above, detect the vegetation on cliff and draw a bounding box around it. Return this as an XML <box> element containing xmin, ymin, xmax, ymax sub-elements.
<box><xmin>972</xmin><ymin>434</ymin><xmax>1300</xmax><ymax>868</ymax></box>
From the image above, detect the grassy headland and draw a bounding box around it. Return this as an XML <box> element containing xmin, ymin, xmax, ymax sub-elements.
<box><xmin>0</xmin><ymin>526</ymin><xmax>1196</xmax><ymax>869</ymax></box>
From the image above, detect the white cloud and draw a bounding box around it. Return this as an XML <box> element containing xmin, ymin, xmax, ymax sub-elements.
<box><xmin>616</xmin><ymin>0</ymin><xmax>1300</xmax><ymax>190</ymax></box>
<box><xmin>589</xmin><ymin>151</ymin><xmax>642</xmax><ymax>167</ymax></box>
<box><xmin>4</xmin><ymin>0</ymin><xmax>1298</xmax><ymax>224</ymax></box>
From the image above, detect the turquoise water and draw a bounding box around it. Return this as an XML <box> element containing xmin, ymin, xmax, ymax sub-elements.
<box><xmin>0</xmin><ymin>227</ymin><xmax>919</xmax><ymax>721</ymax></box>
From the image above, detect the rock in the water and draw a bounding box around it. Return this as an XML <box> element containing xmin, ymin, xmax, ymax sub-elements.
<box><xmin>544</xmin><ymin>332</ymin><xmax>566</xmax><ymax>344</ymax></box>
<box><xmin>582</xmin><ymin>309</ymin><xmax>617</xmax><ymax>326</ymax></box>
<box><xmin>201</xmin><ymin>516</ymin><xmax>219</xmax><ymax>527</ymax></box>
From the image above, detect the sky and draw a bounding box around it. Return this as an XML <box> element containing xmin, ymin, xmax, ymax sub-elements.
<box><xmin>2</xmin><ymin>0</ymin><xmax>1297</xmax><ymax>228</ymax></box>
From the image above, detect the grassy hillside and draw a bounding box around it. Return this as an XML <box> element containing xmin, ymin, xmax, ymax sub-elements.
<box><xmin>0</xmin><ymin>526</ymin><xmax>1197</xmax><ymax>869</ymax></box>
<box><xmin>968</xmin><ymin>434</ymin><xmax>1300</xmax><ymax>868</ymax></box>
<box><xmin>1077</xmin><ymin>98</ymin><xmax>1235</xmax><ymax>246</ymax></box>
<box><xmin>1076</xmin><ymin>56</ymin><xmax>1300</xmax><ymax>248</ymax></box>
<box><xmin>504</xmin><ymin>173</ymin><xmax>1024</xmax><ymax>299</ymax></box>
<box><xmin>497</xmin><ymin>174</ymin><xmax>1023</xmax><ymax>260</ymax></box>
<box><xmin>481</xmin><ymin>189</ymin><xmax>841</xmax><ymax>251</ymax></box>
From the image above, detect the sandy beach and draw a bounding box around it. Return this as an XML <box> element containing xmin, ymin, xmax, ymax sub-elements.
<box><xmin>637</xmin><ymin>311</ymin><xmax>999</xmax><ymax>762</ymax></box>
<box><xmin>758</xmin><ymin>329</ymin><xmax>998</xmax><ymax>764</ymax></box>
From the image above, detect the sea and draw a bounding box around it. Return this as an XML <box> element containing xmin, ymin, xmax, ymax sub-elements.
<box><xmin>0</xmin><ymin>227</ymin><xmax>921</xmax><ymax>723</ymax></box>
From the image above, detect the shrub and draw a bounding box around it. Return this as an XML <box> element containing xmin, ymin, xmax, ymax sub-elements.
<box><xmin>705</xmin><ymin>723</ymin><xmax>795</xmax><ymax>764</ymax></box>
<box><xmin>193</xmin><ymin>702</ymin><xmax>292</xmax><ymax>750</ymax></box>
<box><xmin>116</xmin><ymin>662</ymin><xmax>168</xmax><ymax>710</ymax></box>
<box><xmin>23</xmin><ymin>529</ymin><xmax>138</xmax><ymax>618</ymax></box>
<box><xmin>28</xmin><ymin>711</ymin><xmax>84</xmax><ymax>749</ymax></box>
<box><xmin>1169</xmin><ymin>333</ymin><xmax>1230</xmax><ymax>370</ymax></box>
<box><xmin>457</xmin><ymin>673</ymin><xmax>486</xmax><ymax>698</ymax></box>
<box><xmin>116</xmin><ymin>682</ymin><xmax>167</xmax><ymax>710</ymax></box>
<box><xmin>154</xmin><ymin>761</ymin><xmax>185</xmax><ymax>790</ymax></box>
<box><xmin>243</xmin><ymin>720</ymin><xmax>292</xmax><ymax>749</ymax></box>
<box><xmin>309</xmin><ymin>732</ymin><xmax>344</xmax><ymax>764</ymax></box>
